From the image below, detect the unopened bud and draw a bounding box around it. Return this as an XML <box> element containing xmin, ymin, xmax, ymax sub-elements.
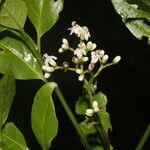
<box><xmin>101</xmin><ymin>55</ymin><xmax>109</xmax><ymax>64</ymax></box>
<box><xmin>86</xmin><ymin>109</ymin><xmax>94</xmax><ymax>117</ymax></box>
<box><xmin>44</xmin><ymin>73</ymin><xmax>51</xmax><ymax>79</ymax></box>
<box><xmin>76</xmin><ymin>69</ymin><xmax>83</xmax><ymax>74</ymax></box>
<box><xmin>113</xmin><ymin>56</ymin><xmax>121</xmax><ymax>64</ymax></box>
<box><xmin>58</xmin><ymin>48</ymin><xmax>64</xmax><ymax>53</ymax></box>
<box><xmin>45</xmin><ymin>66</ymin><xmax>55</xmax><ymax>73</ymax></box>
<box><xmin>82</xmin><ymin>57</ymin><xmax>89</xmax><ymax>62</ymax></box>
<box><xmin>62</xmin><ymin>62</ymin><xmax>69</xmax><ymax>69</ymax></box>
<box><xmin>87</xmin><ymin>41</ymin><xmax>92</xmax><ymax>50</ymax></box>
<box><xmin>94</xmin><ymin>107</ymin><xmax>99</xmax><ymax>112</ymax></box>
<box><xmin>91</xmin><ymin>43</ymin><xmax>97</xmax><ymax>50</ymax></box>
<box><xmin>92</xmin><ymin>101</ymin><xmax>98</xmax><ymax>108</ymax></box>
<box><xmin>42</xmin><ymin>65</ymin><xmax>47</xmax><ymax>71</ymax></box>
<box><xmin>88</xmin><ymin>63</ymin><xmax>95</xmax><ymax>71</ymax></box>
<box><xmin>62</xmin><ymin>38</ymin><xmax>68</xmax><ymax>45</ymax></box>
<box><xmin>62</xmin><ymin>44</ymin><xmax>69</xmax><ymax>50</ymax></box>
<box><xmin>72</xmin><ymin>57</ymin><xmax>79</xmax><ymax>64</ymax></box>
<box><xmin>99</xmin><ymin>50</ymin><xmax>105</xmax><ymax>58</ymax></box>
<box><xmin>78</xmin><ymin>74</ymin><xmax>84</xmax><ymax>81</ymax></box>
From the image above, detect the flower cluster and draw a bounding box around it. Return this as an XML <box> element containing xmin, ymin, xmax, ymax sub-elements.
<box><xmin>42</xmin><ymin>21</ymin><xmax>121</xmax><ymax>81</ymax></box>
<box><xmin>85</xmin><ymin>100</ymin><xmax>100</xmax><ymax>117</ymax></box>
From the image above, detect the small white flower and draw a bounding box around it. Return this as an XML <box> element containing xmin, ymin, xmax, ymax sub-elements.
<box><xmin>101</xmin><ymin>54</ymin><xmax>109</xmax><ymax>64</ymax></box>
<box><xmin>78</xmin><ymin>42</ymin><xmax>86</xmax><ymax>50</ymax></box>
<box><xmin>93</xmin><ymin>107</ymin><xmax>99</xmax><ymax>113</ymax></box>
<box><xmin>92</xmin><ymin>101</ymin><xmax>99</xmax><ymax>108</ymax></box>
<box><xmin>68</xmin><ymin>21</ymin><xmax>91</xmax><ymax>41</ymax></box>
<box><xmin>44</xmin><ymin>73</ymin><xmax>51</xmax><ymax>79</ymax></box>
<box><xmin>99</xmin><ymin>50</ymin><xmax>105</xmax><ymax>58</ymax></box>
<box><xmin>78</xmin><ymin>74</ymin><xmax>84</xmax><ymax>81</ymax></box>
<box><xmin>91</xmin><ymin>43</ymin><xmax>97</xmax><ymax>51</ymax></box>
<box><xmin>76</xmin><ymin>69</ymin><xmax>83</xmax><ymax>74</ymax></box>
<box><xmin>43</xmin><ymin>54</ymin><xmax>57</xmax><ymax>67</ymax></box>
<box><xmin>113</xmin><ymin>56</ymin><xmax>121</xmax><ymax>64</ymax></box>
<box><xmin>74</xmin><ymin>48</ymin><xmax>86</xmax><ymax>60</ymax></box>
<box><xmin>86</xmin><ymin>109</ymin><xmax>94</xmax><ymax>117</ymax></box>
<box><xmin>87</xmin><ymin>41</ymin><xmax>93</xmax><ymax>50</ymax></box>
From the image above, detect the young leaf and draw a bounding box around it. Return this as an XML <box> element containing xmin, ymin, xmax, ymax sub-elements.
<box><xmin>0</xmin><ymin>0</ymin><xmax>27</xmax><ymax>30</ymax></box>
<box><xmin>94</xmin><ymin>92</ymin><xmax>112</xmax><ymax>133</ymax></box>
<box><xmin>0</xmin><ymin>31</ymin><xmax>44</xmax><ymax>80</ymax></box>
<box><xmin>0</xmin><ymin>69</ymin><xmax>15</xmax><ymax>127</ymax></box>
<box><xmin>111</xmin><ymin>0</ymin><xmax>150</xmax><ymax>44</ymax></box>
<box><xmin>2</xmin><ymin>122</ymin><xmax>29</xmax><ymax>150</ymax></box>
<box><xmin>26</xmin><ymin>0</ymin><xmax>64</xmax><ymax>37</ymax></box>
<box><xmin>31</xmin><ymin>82</ymin><xmax>58</xmax><ymax>150</ymax></box>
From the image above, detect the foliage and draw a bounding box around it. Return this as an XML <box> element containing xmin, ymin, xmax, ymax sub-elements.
<box><xmin>111</xmin><ymin>0</ymin><xmax>150</xmax><ymax>44</ymax></box>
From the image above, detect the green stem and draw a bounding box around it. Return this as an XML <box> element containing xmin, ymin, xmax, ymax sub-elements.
<box><xmin>37</xmin><ymin>33</ymin><xmax>41</xmax><ymax>53</ymax></box>
<box><xmin>54</xmin><ymin>87</ymin><xmax>91</xmax><ymax>150</ymax></box>
<box><xmin>135</xmin><ymin>123</ymin><xmax>150</xmax><ymax>150</ymax></box>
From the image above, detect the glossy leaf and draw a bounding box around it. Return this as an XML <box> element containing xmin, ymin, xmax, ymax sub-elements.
<box><xmin>31</xmin><ymin>82</ymin><xmax>58</xmax><ymax>150</ymax></box>
<box><xmin>94</xmin><ymin>92</ymin><xmax>112</xmax><ymax>133</ymax></box>
<box><xmin>75</xmin><ymin>92</ymin><xmax>112</xmax><ymax>133</ymax></box>
<box><xmin>0</xmin><ymin>0</ymin><xmax>27</xmax><ymax>30</ymax></box>
<box><xmin>0</xmin><ymin>31</ymin><xmax>44</xmax><ymax>80</ymax></box>
<box><xmin>26</xmin><ymin>0</ymin><xmax>64</xmax><ymax>37</ymax></box>
<box><xmin>0</xmin><ymin>69</ymin><xmax>15</xmax><ymax>126</ymax></box>
<box><xmin>2</xmin><ymin>122</ymin><xmax>29</xmax><ymax>150</ymax></box>
<box><xmin>111</xmin><ymin>0</ymin><xmax>150</xmax><ymax>44</ymax></box>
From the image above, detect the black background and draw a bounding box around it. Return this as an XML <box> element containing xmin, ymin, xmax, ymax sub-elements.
<box><xmin>8</xmin><ymin>0</ymin><xmax>150</xmax><ymax>150</ymax></box>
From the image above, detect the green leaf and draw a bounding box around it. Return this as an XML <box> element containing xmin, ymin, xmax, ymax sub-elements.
<box><xmin>111</xmin><ymin>0</ymin><xmax>150</xmax><ymax>44</ymax></box>
<box><xmin>94</xmin><ymin>92</ymin><xmax>112</xmax><ymax>133</ymax></box>
<box><xmin>2</xmin><ymin>122</ymin><xmax>29</xmax><ymax>150</ymax></box>
<box><xmin>31</xmin><ymin>82</ymin><xmax>58</xmax><ymax>150</ymax></box>
<box><xmin>75</xmin><ymin>92</ymin><xmax>112</xmax><ymax>133</ymax></box>
<box><xmin>0</xmin><ymin>69</ymin><xmax>15</xmax><ymax>126</ymax></box>
<box><xmin>0</xmin><ymin>31</ymin><xmax>44</xmax><ymax>80</ymax></box>
<box><xmin>26</xmin><ymin>0</ymin><xmax>64</xmax><ymax>37</ymax></box>
<box><xmin>75</xmin><ymin>96</ymin><xmax>89</xmax><ymax>115</ymax></box>
<box><xmin>0</xmin><ymin>0</ymin><xmax>27</xmax><ymax>30</ymax></box>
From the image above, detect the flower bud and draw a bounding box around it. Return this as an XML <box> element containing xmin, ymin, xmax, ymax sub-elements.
<box><xmin>72</xmin><ymin>57</ymin><xmax>79</xmax><ymax>64</ymax></box>
<box><xmin>82</xmin><ymin>57</ymin><xmax>89</xmax><ymax>62</ymax></box>
<box><xmin>62</xmin><ymin>62</ymin><xmax>69</xmax><ymax>69</ymax></box>
<box><xmin>86</xmin><ymin>41</ymin><xmax>92</xmax><ymax>50</ymax></box>
<box><xmin>44</xmin><ymin>73</ymin><xmax>51</xmax><ymax>79</ymax></box>
<box><xmin>62</xmin><ymin>38</ymin><xmax>68</xmax><ymax>45</ymax></box>
<box><xmin>45</xmin><ymin>66</ymin><xmax>55</xmax><ymax>73</ymax></box>
<box><xmin>94</xmin><ymin>107</ymin><xmax>99</xmax><ymax>113</ymax></box>
<box><xmin>99</xmin><ymin>50</ymin><xmax>105</xmax><ymax>58</ymax></box>
<box><xmin>88</xmin><ymin>63</ymin><xmax>95</xmax><ymax>71</ymax></box>
<box><xmin>62</xmin><ymin>44</ymin><xmax>69</xmax><ymax>50</ymax></box>
<box><xmin>76</xmin><ymin>69</ymin><xmax>83</xmax><ymax>74</ymax></box>
<box><xmin>86</xmin><ymin>109</ymin><xmax>94</xmax><ymax>117</ymax></box>
<box><xmin>58</xmin><ymin>48</ymin><xmax>64</xmax><ymax>53</ymax></box>
<box><xmin>113</xmin><ymin>56</ymin><xmax>121</xmax><ymax>64</ymax></box>
<box><xmin>92</xmin><ymin>101</ymin><xmax>98</xmax><ymax>108</ymax></box>
<box><xmin>91</xmin><ymin>43</ymin><xmax>97</xmax><ymax>50</ymax></box>
<box><xmin>42</xmin><ymin>65</ymin><xmax>47</xmax><ymax>71</ymax></box>
<box><xmin>101</xmin><ymin>54</ymin><xmax>109</xmax><ymax>64</ymax></box>
<box><xmin>78</xmin><ymin>74</ymin><xmax>84</xmax><ymax>81</ymax></box>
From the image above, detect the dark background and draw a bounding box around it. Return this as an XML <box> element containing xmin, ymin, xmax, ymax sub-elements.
<box><xmin>8</xmin><ymin>0</ymin><xmax>150</xmax><ymax>149</ymax></box>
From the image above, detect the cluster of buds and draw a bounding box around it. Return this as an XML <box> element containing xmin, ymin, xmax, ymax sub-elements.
<box><xmin>86</xmin><ymin>100</ymin><xmax>100</xmax><ymax>117</ymax></box>
<box><xmin>42</xmin><ymin>54</ymin><xmax>58</xmax><ymax>79</ymax></box>
<box><xmin>42</xmin><ymin>21</ymin><xmax>121</xmax><ymax>81</ymax></box>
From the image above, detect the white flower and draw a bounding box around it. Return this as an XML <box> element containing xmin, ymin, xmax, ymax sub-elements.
<box><xmin>74</xmin><ymin>48</ymin><xmax>86</xmax><ymax>60</ymax></box>
<box><xmin>43</xmin><ymin>54</ymin><xmax>57</xmax><ymax>67</ymax></box>
<box><xmin>68</xmin><ymin>21</ymin><xmax>91</xmax><ymax>41</ymax></box>
<box><xmin>78</xmin><ymin>42</ymin><xmax>86</xmax><ymax>50</ymax></box>
<box><xmin>86</xmin><ymin>109</ymin><xmax>94</xmax><ymax>117</ymax></box>
<box><xmin>113</xmin><ymin>55</ymin><xmax>121</xmax><ymax>64</ymax></box>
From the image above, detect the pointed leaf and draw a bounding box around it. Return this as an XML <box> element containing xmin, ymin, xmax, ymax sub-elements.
<box><xmin>0</xmin><ymin>69</ymin><xmax>15</xmax><ymax>126</ymax></box>
<box><xmin>31</xmin><ymin>82</ymin><xmax>58</xmax><ymax>150</ymax></box>
<box><xmin>94</xmin><ymin>92</ymin><xmax>112</xmax><ymax>133</ymax></box>
<box><xmin>0</xmin><ymin>31</ymin><xmax>44</xmax><ymax>80</ymax></box>
<box><xmin>2</xmin><ymin>122</ymin><xmax>29</xmax><ymax>150</ymax></box>
<box><xmin>111</xmin><ymin>0</ymin><xmax>150</xmax><ymax>44</ymax></box>
<box><xmin>26</xmin><ymin>0</ymin><xmax>64</xmax><ymax>37</ymax></box>
<box><xmin>0</xmin><ymin>0</ymin><xmax>27</xmax><ymax>30</ymax></box>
